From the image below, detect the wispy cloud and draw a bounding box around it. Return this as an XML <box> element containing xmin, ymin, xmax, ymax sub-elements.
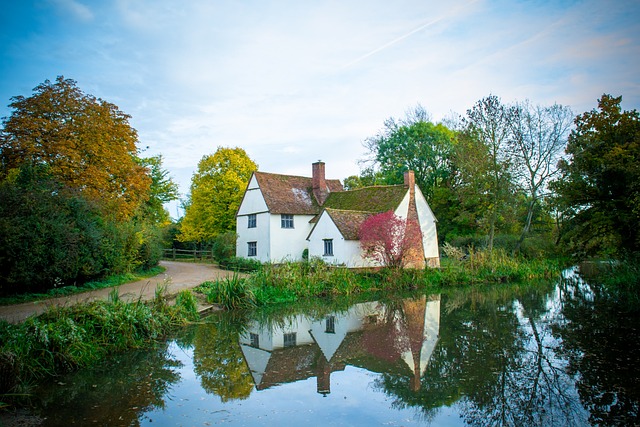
<box><xmin>341</xmin><ymin>0</ymin><xmax>480</xmax><ymax>69</ymax></box>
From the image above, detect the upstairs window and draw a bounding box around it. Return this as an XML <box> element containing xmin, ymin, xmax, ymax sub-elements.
<box><xmin>248</xmin><ymin>214</ymin><xmax>256</xmax><ymax>228</ymax></box>
<box><xmin>323</xmin><ymin>239</ymin><xmax>334</xmax><ymax>256</ymax></box>
<box><xmin>281</xmin><ymin>214</ymin><xmax>294</xmax><ymax>229</ymax></box>
<box><xmin>248</xmin><ymin>241</ymin><xmax>257</xmax><ymax>257</ymax></box>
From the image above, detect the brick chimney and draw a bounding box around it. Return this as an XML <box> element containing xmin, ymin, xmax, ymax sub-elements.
<box><xmin>404</xmin><ymin>170</ymin><xmax>415</xmax><ymax>190</ymax></box>
<box><xmin>312</xmin><ymin>161</ymin><xmax>329</xmax><ymax>205</ymax></box>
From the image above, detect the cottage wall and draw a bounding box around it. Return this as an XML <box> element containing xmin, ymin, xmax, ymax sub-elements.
<box><xmin>414</xmin><ymin>186</ymin><xmax>440</xmax><ymax>267</ymax></box>
<box><xmin>268</xmin><ymin>214</ymin><xmax>315</xmax><ymax>262</ymax></box>
<box><xmin>307</xmin><ymin>212</ymin><xmax>380</xmax><ymax>268</ymax></box>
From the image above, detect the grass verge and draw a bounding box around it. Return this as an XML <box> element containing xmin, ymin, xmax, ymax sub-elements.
<box><xmin>195</xmin><ymin>251</ymin><xmax>564</xmax><ymax>309</ymax></box>
<box><xmin>0</xmin><ymin>266</ymin><xmax>166</xmax><ymax>306</ymax></box>
<box><xmin>0</xmin><ymin>286</ymin><xmax>199</xmax><ymax>407</ymax></box>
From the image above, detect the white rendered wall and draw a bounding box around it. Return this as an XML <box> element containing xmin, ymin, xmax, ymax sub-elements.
<box><xmin>236</xmin><ymin>175</ymin><xmax>271</xmax><ymax>262</ymax></box>
<box><xmin>269</xmin><ymin>214</ymin><xmax>315</xmax><ymax>262</ymax></box>
<box><xmin>414</xmin><ymin>186</ymin><xmax>440</xmax><ymax>259</ymax></box>
<box><xmin>308</xmin><ymin>212</ymin><xmax>380</xmax><ymax>268</ymax></box>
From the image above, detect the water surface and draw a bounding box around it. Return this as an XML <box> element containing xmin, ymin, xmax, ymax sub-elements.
<box><xmin>30</xmin><ymin>270</ymin><xmax>640</xmax><ymax>426</ymax></box>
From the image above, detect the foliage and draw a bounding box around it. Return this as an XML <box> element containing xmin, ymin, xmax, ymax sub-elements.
<box><xmin>0</xmin><ymin>76</ymin><xmax>151</xmax><ymax>220</ymax></box>
<box><xmin>507</xmin><ymin>100</ymin><xmax>573</xmax><ymax>252</ymax></box>
<box><xmin>358</xmin><ymin>211</ymin><xmax>423</xmax><ymax>268</ymax></box>
<box><xmin>199</xmin><ymin>276</ymin><xmax>256</xmax><ymax>310</ymax></box>
<box><xmin>179</xmin><ymin>147</ymin><xmax>257</xmax><ymax>243</ymax></box>
<box><xmin>211</xmin><ymin>231</ymin><xmax>237</xmax><ymax>262</ymax></box>
<box><xmin>462</xmin><ymin>95</ymin><xmax>515</xmax><ymax>251</ymax></box>
<box><xmin>362</xmin><ymin>105</ymin><xmax>456</xmax><ymax>199</ymax></box>
<box><xmin>217</xmin><ymin>256</ymin><xmax>262</xmax><ymax>272</ymax></box>
<box><xmin>0</xmin><ymin>266</ymin><xmax>164</xmax><ymax>306</ymax></box>
<box><xmin>0</xmin><ymin>288</ymin><xmax>199</xmax><ymax>394</ymax></box>
<box><xmin>136</xmin><ymin>155</ymin><xmax>179</xmax><ymax>225</ymax></box>
<box><xmin>551</xmin><ymin>94</ymin><xmax>640</xmax><ymax>257</ymax></box>
<box><xmin>0</xmin><ymin>78</ymin><xmax>176</xmax><ymax>296</ymax></box>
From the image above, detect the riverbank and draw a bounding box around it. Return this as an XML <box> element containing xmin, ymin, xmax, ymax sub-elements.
<box><xmin>198</xmin><ymin>251</ymin><xmax>564</xmax><ymax>309</ymax></box>
<box><xmin>0</xmin><ymin>261</ymin><xmax>240</xmax><ymax>324</ymax></box>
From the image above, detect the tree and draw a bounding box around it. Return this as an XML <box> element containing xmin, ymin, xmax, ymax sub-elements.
<box><xmin>179</xmin><ymin>147</ymin><xmax>257</xmax><ymax>244</ymax></box>
<box><xmin>462</xmin><ymin>95</ymin><xmax>515</xmax><ymax>251</ymax></box>
<box><xmin>362</xmin><ymin>105</ymin><xmax>456</xmax><ymax>200</ymax></box>
<box><xmin>0</xmin><ymin>76</ymin><xmax>150</xmax><ymax>219</ymax></box>
<box><xmin>508</xmin><ymin>101</ymin><xmax>573</xmax><ymax>252</ymax></box>
<box><xmin>137</xmin><ymin>155</ymin><xmax>179</xmax><ymax>225</ymax></box>
<box><xmin>358</xmin><ymin>211</ymin><xmax>422</xmax><ymax>268</ymax></box>
<box><xmin>550</xmin><ymin>94</ymin><xmax>640</xmax><ymax>256</ymax></box>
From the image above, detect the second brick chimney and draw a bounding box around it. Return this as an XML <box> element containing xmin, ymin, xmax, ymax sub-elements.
<box><xmin>312</xmin><ymin>161</ymin><xmax>328</xmax><ymax>205</ymax></box>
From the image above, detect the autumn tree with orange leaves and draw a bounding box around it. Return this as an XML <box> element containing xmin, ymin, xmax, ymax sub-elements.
<box><xmin>0</xmin><ymin>76</ymin><xmax>151</xmax><ymax>220</ymax></box>
<box><xmin>0</xmin><ymin>77</ymin><xmax>178</xmax><ymax>294</ymax></box>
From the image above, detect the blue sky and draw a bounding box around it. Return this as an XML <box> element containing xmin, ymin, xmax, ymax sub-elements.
<box><xmin>1</xmin><ymin>0</ymin><xmax>639</xmax><ymax>217</ymax></box>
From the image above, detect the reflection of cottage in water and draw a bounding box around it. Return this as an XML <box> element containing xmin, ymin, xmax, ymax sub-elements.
<box><xmin>239</xmin><ymin>295</ymin><xmax>440</xmax><ymax>394</ymax></box>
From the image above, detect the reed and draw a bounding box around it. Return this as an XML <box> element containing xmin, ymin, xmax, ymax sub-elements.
<box><xmin>0</xmin><ymin>287</ymin><xmax>200</xmax><ymax>399</ymax></box>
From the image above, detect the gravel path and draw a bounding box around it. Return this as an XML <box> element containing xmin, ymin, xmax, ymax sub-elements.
<box><xmin>0</xmin><ymin>261</ymin><xmax>239</xmax><ymax>323</ymax></box>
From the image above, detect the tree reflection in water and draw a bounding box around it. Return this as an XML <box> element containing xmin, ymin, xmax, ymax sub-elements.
<box><xmin>26</xmin><ymin>276</ymin><xmax>640</xmax><ymax>426</ymax></box>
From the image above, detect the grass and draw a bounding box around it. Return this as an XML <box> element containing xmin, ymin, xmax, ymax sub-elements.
<box><xmin>194</xmin><ymin>250</ymin><xmax>564</xmax><ymax>309</ymax></box>
<box><xmin>0</xmin><ymin>266</ymin><xmax>166</xmax><ymax>306</ymax></box>
<box><xmin>0</xmin><ymin>286</ymin><xmax>200</xmax><ymax>406</ymax></box>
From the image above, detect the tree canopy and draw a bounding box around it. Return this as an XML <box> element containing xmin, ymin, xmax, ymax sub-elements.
<box><xmin>1</xmin><ymin>76</ymin><xmax>151</xmax><ymax>220</ymax></box>
<box><xmin>551</xmin><ymin>94</ymin><xmax>640</xmax><ymax>256</ymax></box>
<box><xmin>179</xmin><ymin>147</ymin><xmax>257</xmax><ymax>243</ymax></box>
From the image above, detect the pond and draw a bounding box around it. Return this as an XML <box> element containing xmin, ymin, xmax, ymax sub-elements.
<box><xmin>24</xmin><ymin>269</ymin><xmax>640</xmax><ymax>426</ymax></box>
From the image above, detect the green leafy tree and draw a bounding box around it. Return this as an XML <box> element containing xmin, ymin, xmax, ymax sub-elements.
<box><xmin>462</xmin><ymin>95</ymin><xmax>516</xmax><ymax>251</ymax></box>
<box><xmin>137</xmin><ymin>154</ymin><xmax>179</xmax><ymax>225</ymax></box>
<box><xmin>551</xmin><ymin>94</ymin><xmax>640</xmax><ymax>256</ymax></box>
<box><xmin>362</xmin><ymin>105</ymin><xmax>456</xmax><ymax>199</ymax></box>
<box><xmin>179</xmin><ymin>147</ymin><xmax>257</xmax><ymax>244</ymax></box>
<box><xmin>0</xmin><ymin>76</ymin><xmax>151</xmax><ymax>220</ymax></box>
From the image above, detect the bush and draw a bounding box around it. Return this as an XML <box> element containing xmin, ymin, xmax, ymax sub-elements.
<box><xmin>212</xmin><ymin>232</ymin><xmax>237</xmax><ymax>262</ymax></box>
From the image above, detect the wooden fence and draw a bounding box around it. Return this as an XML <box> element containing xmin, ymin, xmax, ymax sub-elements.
<box><xmin>162</xmin><ymin>248</ymin><xmax>214</xmax><ymax>261</ymax></box>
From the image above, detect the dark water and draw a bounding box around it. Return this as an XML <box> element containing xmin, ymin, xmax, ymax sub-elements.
<box><xmin>27</xmin><ymin>269</ymin><xmax>640</xmax><ymax>426</ymax></box>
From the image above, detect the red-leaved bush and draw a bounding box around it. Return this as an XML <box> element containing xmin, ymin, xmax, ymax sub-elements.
<box><xmin>358</xmin><ymin>210</ymin><xmax>422</xmax><ymax>268</ymax></box>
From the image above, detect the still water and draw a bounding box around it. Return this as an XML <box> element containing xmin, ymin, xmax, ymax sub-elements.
<box><xmin>29</xmin><ymin>269</ymin><xmax>640</xmax><ymax>426</ymax></box>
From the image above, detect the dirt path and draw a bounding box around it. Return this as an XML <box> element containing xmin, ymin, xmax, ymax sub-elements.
<box><xmin>0</xmin><ymin>261</ymin><xmax>239</xmax><ymax>324</ymax></box>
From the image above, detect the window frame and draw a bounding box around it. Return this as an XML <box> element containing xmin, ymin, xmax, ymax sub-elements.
<box><xmin>247</xmin><ymin>214</ymin><xmax>257</xmax><ymax>229</ymax></box>
<box><xmin>323</xmin><ymin>239</ymin><xmax>334</xmax><ymax>256</ymax></box>
<box><xmin>281</xmin><ymin>214</ymin><xmax>294</xmax><ymax>229</ymax></box>
<box><xmin>247</xmin><ymin>241</ymin><xmax>257</xmax><ymax>257</ymax></box>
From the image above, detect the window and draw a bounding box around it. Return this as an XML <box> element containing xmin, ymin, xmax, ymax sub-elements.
<box><xmin>247</xmin><ymin>241</ymin><xmax>257</xmax><ymax>257</ymax></box>
<box><xmin>250</xmin><ymin>333</ymin><xmax>259</xmax><ymax>348</ymax></box>
<box><xmin>247</xmin><ymin>214</ymin><xmax>256</xmax><ymax>228</ymax></box>
<box><xmin>283</xmin><ymin>332</ymin><xmax>297</xmax><ymax>347</ymax></box>
<box><xmin>281</xmin><ymin>214</ymin><xmax>294</xmax><ymax>229</ymax></box>
<box><xmin>323</xmin><ymin>239</ymin><xmax>334</xmax><ymax>256</ymax></box>
<box><xmin>325</xmin><ymin>316</ymin><xmax>335</xmax><ymax>334</ymax></box>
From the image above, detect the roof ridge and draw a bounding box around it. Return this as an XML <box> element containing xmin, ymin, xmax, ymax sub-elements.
<box><xmin>325</xmin><ymin>208</ymin><xmax>376</xmax><ymax>214</ymax></box>
<box><xmin>255</xmin><ymin>170</ymin><xmax>342</xmax><ymax>182</ymax></box>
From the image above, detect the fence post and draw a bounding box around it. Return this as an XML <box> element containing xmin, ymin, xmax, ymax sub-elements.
<box><xmin>173</xmin><ymin>248</ymin><xmax>176</xmax><ymax>260</ymax></box>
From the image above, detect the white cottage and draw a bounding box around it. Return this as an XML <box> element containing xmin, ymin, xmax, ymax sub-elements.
<box><xmin>236</xmin><ymin>162</ymin><xmax>440</xmax><ymax>267</ymax></box>
<box><xmin>235</xmin><ymin>162</ymin><xmax>343</xmax><ymax>263</ymax></box>
<box><xmin>308</xmin><ymin>171</ymin><xmax>440</xmax><ymax>268</ymax></box>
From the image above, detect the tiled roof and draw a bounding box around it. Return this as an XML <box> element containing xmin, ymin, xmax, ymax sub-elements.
<box><xmin>323</xmin><ymin>185</ymin><xmax>408</xmax><ymax>213</ymax></box>
<box><xmin>325</xmin><ymin>209</ymin><xmax>373</xmax><ymax>240</ymax></box>
<box><xmin>254</xmin><ymin>172</ymin><xmax>343</xmax><ymax>215</ymax></box>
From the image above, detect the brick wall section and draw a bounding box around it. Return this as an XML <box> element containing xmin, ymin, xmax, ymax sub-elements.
<box><xmin>403</xmin><ymin>171</ymin><xmax>426</xmax><ymax>269</ymax></box>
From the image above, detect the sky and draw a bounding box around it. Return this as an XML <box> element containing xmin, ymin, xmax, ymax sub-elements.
<box><xmin>1</xmin><ymin>0</ymin><xmax>639</xmax><ymax>218</ymax></box>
